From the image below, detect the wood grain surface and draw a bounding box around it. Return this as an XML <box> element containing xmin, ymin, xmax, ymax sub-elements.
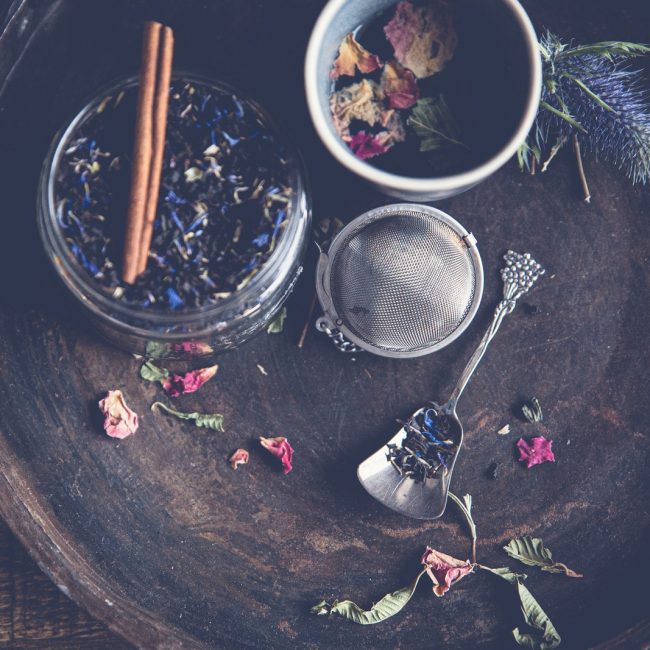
<box><xmin>0</xmin><ymin>1</ymin><xmax>648</xmax><ymax>649</ymax></box>
<box><xmin>0</xmin><ymin>521</ymin><xmax>129</xmax><ymax>648</ymax></box>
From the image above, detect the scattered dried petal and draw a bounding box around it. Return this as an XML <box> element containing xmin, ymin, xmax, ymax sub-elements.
<box><xmin>517</xmin><ymin>436</ymin><xmax>555</xmax><ymax>469</ymax></box>
<box><xmin>381</xmin><ymin>60</ymin><xmax>419</xmax><ymax>109</ymax></box>
<box><xmin>420</xmin><ymin>547</ymin><xmax>473</xmax><ymax>597</ymax></box>
<box><xmin>331</xmin><ymin>32</ymin><xmax>382</xmax><ymax>79</ymax></box>
<box><xmin>161</xmin><ymin>364</ymin><xmax>219</xmax><ymax>397</ymax></box>
<box><xmin>229</xmin><ymin>448</ymin><xmax>250</xmax><ymax>470</ymax></box>
<box><xmin>260</xmin><ymin>436</ymin><xmax>294</xmax><ymax>474</ymax></box>
<box><xmin>98</xmin><ymin>390</ymin><xmax>138</xmax><ymax>439</ymax></box>
<box><xmin>497</xmin><ymin>424</ymin><xmax>511</xmax><ymax>435</ymax></box>
<box><xmin>330</xmin><ymin>79</ymin><xmax>385</xmax><ymax>140</ymax></box>
<box><xmin>384</xmin><ymin>0</ymin><xmax>457</xmax><ymax>79</ymax></box>
<box><xmin>256</xmin><ymin>364</ymin><xmax>268</xmax><ymax>376</ymax></box>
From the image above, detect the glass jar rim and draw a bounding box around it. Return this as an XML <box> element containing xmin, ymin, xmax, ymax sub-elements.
<box><xmin>40</xmin><ymin>71</ymin><xmax>308</xmax><ymax>327</ymax></box>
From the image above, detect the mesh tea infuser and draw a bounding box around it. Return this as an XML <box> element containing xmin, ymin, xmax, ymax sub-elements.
<box><xmin>315</xmin><ymin>204</ymin><xmax>484</xmax><ymax>358</ymax></box>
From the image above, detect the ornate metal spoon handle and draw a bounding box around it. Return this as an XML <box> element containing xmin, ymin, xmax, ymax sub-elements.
<box><xmin>445</xmin><ymin>251</ymin><xmax>545</xmax><ymax>409</ymax></box>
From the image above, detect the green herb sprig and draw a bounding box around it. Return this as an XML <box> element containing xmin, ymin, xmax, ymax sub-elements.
<box><xmin>151</xmin><ymin>402</ymin><xmax>224</xmax><ymax>431</ymax></box>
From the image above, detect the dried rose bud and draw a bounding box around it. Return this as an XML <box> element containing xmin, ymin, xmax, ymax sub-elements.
<box><xmin>98</xmin><ymin>390</ymin><xmax>138</xmax><ymax>439</ymax></box>
<box><xmin>420</xmin><ymin>547</ymin><xmax>473</xmax><ymax>597</ymax></box>
<box><xmin>516</xmin><ymin>436</ymin><xmax>555</xmax><ymax>469</ymax></box>
<box><xmin>331</xmin><ymin>32</ymin><xmax>382</xmax><ymax>79</ymax></box>
<box><xmin>259</xmin><ymin>436</ymin><xmax>294</xmax><ymax>474</ymax></box>
<box><xmin>162</xmin><ymin>364</ymin><xmax>218</xmax><ymax>397</ymax></box>
<box><xmin>229</xmin><ymin>448</ymin><xmax>249</xmax><ymax>470</ymax></box>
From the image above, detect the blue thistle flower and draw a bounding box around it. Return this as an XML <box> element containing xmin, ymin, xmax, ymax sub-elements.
<box><xmin>521</xmin><ymin>32</ymin><xmax>650</xmax><ymax>184</ymax></box>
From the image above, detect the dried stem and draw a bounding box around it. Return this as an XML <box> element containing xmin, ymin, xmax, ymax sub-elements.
<box><xmin>541</xmin><ymin>134</ymin><xmax>568</xmax><ymax>173</ymax></box>
<box><xmin>297</xmin><ymin>291</ymin><xmax>318</xmax><ymax>348</ymax></box>
<box><xmin>573</xmin><ymin>133</ymin><xmax>591</xmax><ymax>203</ymax></box>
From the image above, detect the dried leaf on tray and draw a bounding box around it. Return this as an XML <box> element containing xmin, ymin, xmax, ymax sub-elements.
<box><xmin>504</xmin><ymin>536</ymin><xmax>583</xmax><ymax>578</ymax></box>
<box><xmin>151</xmin><ymin>402</ymin><xmax>224</xmax><ymax>432</ymax></box>
<box><xmin>483</xmin><ymin>567</ymin><xmax>562</xmax><ymax>649</ymax></box>
<box><xmin>311</xmin><ymin>570</ymin><xmax>426</xmax><ymax>624</ymax></box>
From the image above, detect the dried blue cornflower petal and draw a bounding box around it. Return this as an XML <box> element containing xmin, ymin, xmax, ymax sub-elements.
<box><xmin>222</xmin><ymin>131</ymin><xmax>240</xmax><ymax>147</ymax></box>
<box><xmin>253</xmin><ymin>233</ymin><xmax>270</xmax><ymax>248</ymax></box>
<box><xmin>166</xmin><ymin>287</ymin><xmax>184</xmax><ymax>310</ymax></box>
<box><xmin>165</xmin><ymin>190</ymin><xmax>187</xmax><ymax>205</ymax></box>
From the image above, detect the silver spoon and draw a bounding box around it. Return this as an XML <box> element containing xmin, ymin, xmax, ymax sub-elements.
<box><xmin>357</xmin><ymin>251</ymin><xmax>545</xmax><ymax>520</ymax></box>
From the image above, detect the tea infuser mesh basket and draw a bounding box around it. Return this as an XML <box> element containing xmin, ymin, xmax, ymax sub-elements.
<box><xmin>315</xmin><ymin>204</ymin><xmax>483</xmax><ymax>358</ymax></box>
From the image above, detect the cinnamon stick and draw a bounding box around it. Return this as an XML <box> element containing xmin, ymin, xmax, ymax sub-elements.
<box><xmin>137</xmin><ymin>25</ymin><xmax>174</xmax><ymax>275</ymax></box>
<box><xmin>122</xmin><ymin>20</ymin><xmax>174</xmax><ymax>284</ymax></box>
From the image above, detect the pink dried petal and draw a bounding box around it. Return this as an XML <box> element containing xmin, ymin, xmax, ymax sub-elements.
<box><xmin>420</xmin><ymin>547</ymin><xmax>473</xmax><ymax>597</ymax></box>
<box><xmin>98</xmin><ymin>390</ymin><xmax>138</xmax><ymax>439</ymax></box>
<box><xmin>381</xmin><ymin>60</ymin><xmax>419</xmax><ymax>109</ymax></box>
<box><xmin>346</xmin><ymin>131</ymin><xmax>389</xmax><ymax>160</ymax></box>
<box><xmin>229</xmin><ymin>448</ymin><xmax>250</xmax><ymax>470</ymax></box>
<box><xmin>384</xmin><ymin>0</ymin><xmax>457</xmax><ymax>79</ymax></box>
<box><xmin>162</xmin><ymin>364</ymin><xmax>218</xmax><ymax>397</ymax></box>
<box><xmin>331</xmin><ymin>32</ymin><xmax>382</xmax><ymax>79</ymax></box>
<box><xmin>517</xmin><ymin>436</ymin><xmax>555</xmax><ymax>469</ymax></box>
<box><xmin>260</xmin><ymin>436</ymin><xmax>294</xmax><ymax>474</ymax></box>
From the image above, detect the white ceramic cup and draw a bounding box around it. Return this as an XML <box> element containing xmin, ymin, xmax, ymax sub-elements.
<box><xmin>305</xmin><ymin>0</ymin><xmax>542</xmax><ymax>201</ymax></box>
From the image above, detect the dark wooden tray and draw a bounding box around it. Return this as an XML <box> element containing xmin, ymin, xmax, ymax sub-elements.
<box><xmin>0</xmin><ymin>1</ymin><xmax>648</xmax><ymax>648</ymax></box>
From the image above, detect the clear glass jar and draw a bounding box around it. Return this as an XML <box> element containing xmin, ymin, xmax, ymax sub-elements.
<box><xmin>38</xmin><ymin>73</ymin><xmax>311</xmax><ymax>359</ymax></box>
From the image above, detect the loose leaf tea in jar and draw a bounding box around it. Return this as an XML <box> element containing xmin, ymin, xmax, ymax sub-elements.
<box><xmin>41</xmin><ymin>74</ymin><xmax>309</xmax><ymax>356</ymax></box>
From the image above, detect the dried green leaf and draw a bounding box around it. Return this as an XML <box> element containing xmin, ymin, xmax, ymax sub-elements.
<box><xmin>408</xmin><ymin>96</ymin><xmax>466</xmax><ymax>152</ymax></box>
<box><xmin>140</xmin><ymin>360</ymin><xmax>169</xmax><ymax>384</ymax></box>
<box><xmin>522</xmin><ymin>398</ymin><xmax>543</xmax><ymax>423</ymax></box>
<box><xmin>483</xmin><ymin>567</ymin><xmax>561</xmax><ymax>649</ymax></box>
<box><xmin>311</xmin><ymin>570</ymin><xmax>426</xmax><ymax>625</ymax></box>
<box><xmin>504</xmin><ymin>536</ymin><xmax>583</xmax><ymax>578</ymax></box>
<box><xmin>144</xmin><ymin>341</ymin><xmax>172</xmax><ymax>359</ymax></box>
<box><xmin>267</xmin><ymin>307</ymin><xmax>287</xmax><ymax>334</ymax></box>
<box><xmin>151</xmin><ymin>402</ymin><xmax>224</xmax><ymax>432</ymax></box>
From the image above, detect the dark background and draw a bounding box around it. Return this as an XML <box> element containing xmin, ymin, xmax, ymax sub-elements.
<box><xmin>0</xmin><ymin>1</ymin><xmax>649</xmax><ymax>648</ymax></box>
